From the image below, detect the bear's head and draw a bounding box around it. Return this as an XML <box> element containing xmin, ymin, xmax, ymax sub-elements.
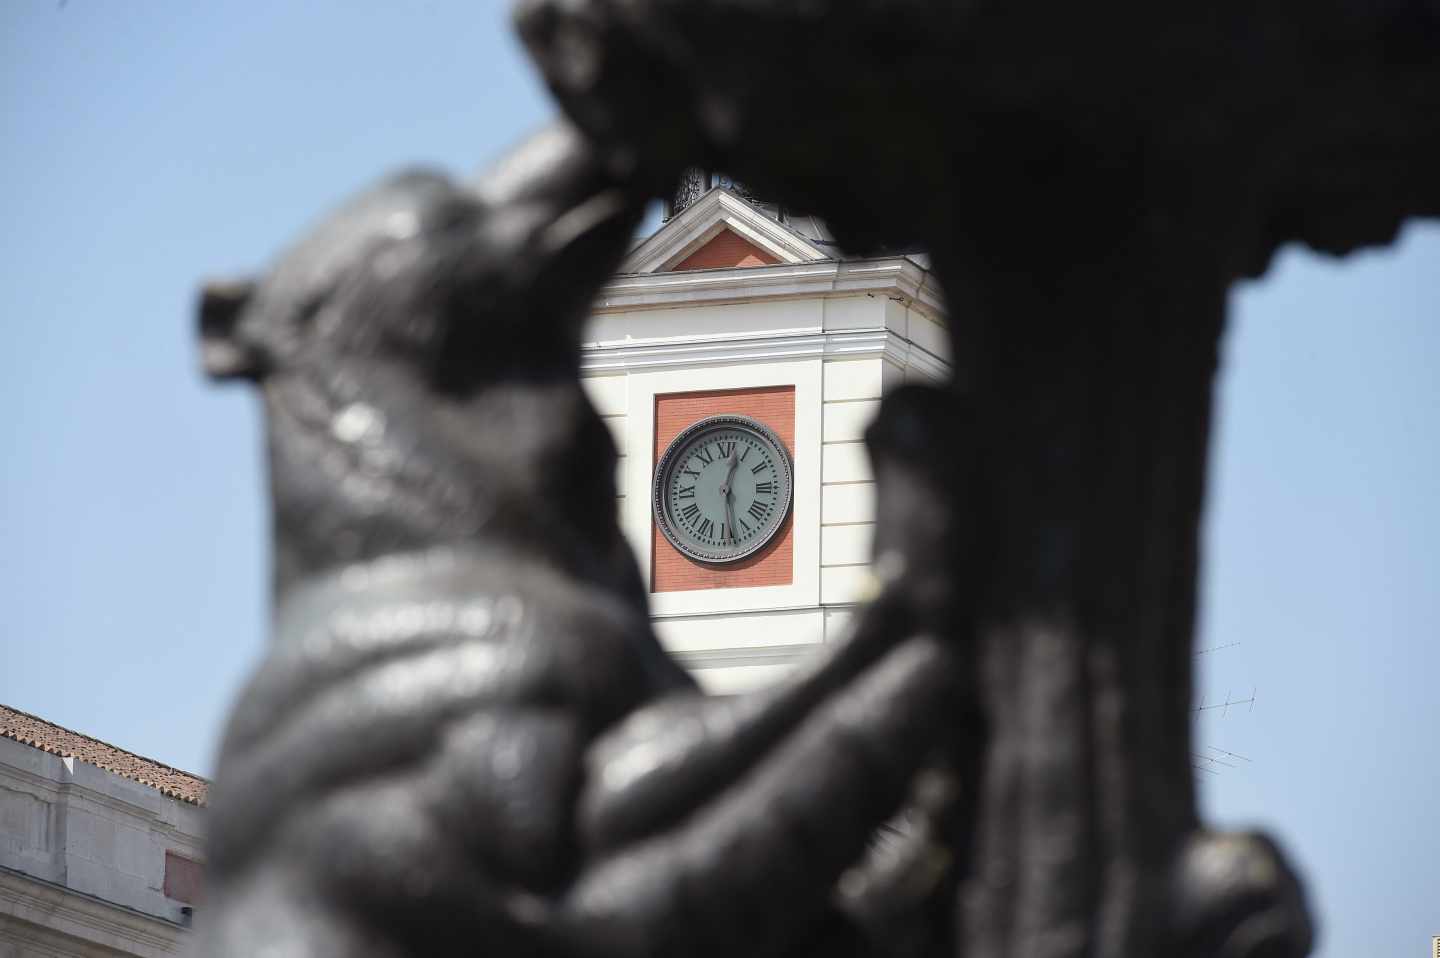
<box><xmin>197</xmin><ymin>124</ymin><xmax>645</xmax><ymax>599</ymax></box>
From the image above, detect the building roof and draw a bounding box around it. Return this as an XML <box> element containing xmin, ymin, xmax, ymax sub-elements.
<box><xmin>635</xmin><ymin>181</ymin><xmax>929</xmax><ymax>274</ymax></box>
<box><xmin>0</xmin><ymin>704</ymin><xmax>209</xmax><ymax>806</ymax></box>
<box><xmin>625</xmin><ymin>187</ymin><xmax>834</xmax><ymax>274</ymax></box>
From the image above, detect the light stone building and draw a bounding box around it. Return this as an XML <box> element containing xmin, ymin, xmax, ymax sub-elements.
<box><xmin>584</xmin><ymin>183</ymin><xmax>950</xmax><ymax>693</ymax></box>
<box><xmin>0</xmin><ymin>183</ymin><xmax>948</xmax><ymax>955</ymax></box>
<box><xmin>0</xmin><ymin>706</ymin><xmax>205</xmax><ymax>958</ymax></box>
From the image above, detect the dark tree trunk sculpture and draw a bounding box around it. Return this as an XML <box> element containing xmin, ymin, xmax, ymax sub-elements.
<box><xmin>939</xmin><ymin>240</ymin><xmax>1233</xmax><ymax>955</ymax></box>
<box><xmin>195</xmin><ymin>2</ymin><xmax>1438</xmax><ymax>956</ymax></box>
<box><xmin>516</xmin><ymin>3</ymin><xmax>1439</xmax><ymax>953</ymax></box>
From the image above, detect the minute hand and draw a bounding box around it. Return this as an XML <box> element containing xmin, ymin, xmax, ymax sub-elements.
<box><xmin>722</xmin><ymin>452</ymin><xmax>740</xmax><ymax>541</ymax></box>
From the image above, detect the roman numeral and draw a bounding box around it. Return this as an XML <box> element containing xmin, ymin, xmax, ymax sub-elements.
<box><xmin>683</xmin><ymin>468</ymin><xmax>700</xmax><ymax>479</ymax></box>
<box><xmin>697</xmin><ymin>518</ymin><xmax>714</xmax><ymax>538</ymax></box>
<box><xmin>717</xmin><ymin>440</ymin><xmax>737</xmax><ymax>458</ymax></box>
<box><xmin>681</xmin><ymin>503</ymin><xmax>700</xmax><ymax>523</ymax></box>
<box><xmin>755</xmin><ymin>480</ymin><xmax>774</xmax><ymax>495</ymax></box>
<box><xmin>676</xmin><ymin>485</ymin><xmax>695</xmax><ymax>499</ymax></box>
<box><xmin>751</xmin><ymin>461</ymin><xmax>769</xmax><ymax>474</ymax></box>
<box><xmin>738</xmin><ymin>516</ymin><xmax>751</xmax><ymax>534</ymax></box>
<box><xmin>696</xmin><ymin>446</ymin><xmax>714</xmax><ymax>465</ymax></box>
<box><xmin>720</xmin><ymin>522</ymin><xmax>731</xmax><ymax>541</ymax></box>
<box><xmin>748</xmin><ymin>501</ymin><xmax>769</xmax><ymax>521</ymax></box>
<box><xmin>739</xmin><ymin>446</ymin><xmax>750</xmax><ymax>461</ymax></box>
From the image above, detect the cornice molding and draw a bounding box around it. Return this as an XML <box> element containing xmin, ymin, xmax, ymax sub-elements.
<box><xmin>581</xmin><ymin>327</ymin><xmax>951</xmax><ymax>381</ymax></box>
<box><xmin>625</xmin><ymin>189</ymin><xmax>831</xmax><ymax>273</ymax></box>
<box><xmin>0</xmin><ymin>868</ymin><xmax>186</xmax><ymax>957</ymax></box>
<box><xmin>61</xmin><ymin>780</ymin><xmax>164</xmax><ymax>820</ymax></box>
<box><xmin>0</xmin><ymin>756</ymin><xmax>191</xmax><ymax>826</ymax></box>
<box><xmin>595</xmin><ymin>256</ymin><xmax>946</xmax><ymax>321</ymax></box>
<box><xmin>672</xmin><ymin>643</ymin><xmax>819</xmax><ymax>670</ymax></box>
<box><xmin>151</xmin><ymin>821</ymin><xmax>205</xmax><ymax>858</ymax></box>
<box><xmin>877</xmin><ymin>332</ymin><xmax>952</xmax><ymax>383</ymax></box>
<box><xmin>0</xmin><ymin>761</ymin><xmax>66</xmax><ymax>799</ymax></box>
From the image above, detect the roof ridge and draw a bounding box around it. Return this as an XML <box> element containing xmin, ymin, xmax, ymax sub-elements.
<box><xmin>0</xmin><ymin>702</ymin><xmax>206</xmax><ymax>778</ymax></box>
<box><xmin>0</xmin><ymin>703</ymin><xmax>209</xmax><ymax>806</ymax></box>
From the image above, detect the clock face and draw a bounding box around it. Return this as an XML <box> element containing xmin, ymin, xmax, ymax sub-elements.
<box><xmin>653</xmin><ymin>414</ymin><xmax>794</xmax><ymax>564</ymax></box>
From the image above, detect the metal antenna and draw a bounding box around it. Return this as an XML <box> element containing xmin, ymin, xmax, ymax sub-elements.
<box><xmin>1193</xmin><ymin>687</ymin><xmax>1257</xmax><ymax>718</ymax></box>
<box><xmin>1192</xmin><ymin>642</ymin><xmax>1255</xmax><ymax>776</ymax></box>
<box><xmin>1192</xmin><ymin>753</ymin><xmax>1237</xmax><ymax>769</ymax></box>
<box><xmin>1189</xmin><ymin>746</ymin><xmax>1255</xmax><ymax>774</ymax></box>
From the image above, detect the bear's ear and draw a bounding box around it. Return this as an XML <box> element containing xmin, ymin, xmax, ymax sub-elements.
<box><xmin>197</xmin><ymin>278</ymin><xmax>260</xmax><ymax>380</ymax></box>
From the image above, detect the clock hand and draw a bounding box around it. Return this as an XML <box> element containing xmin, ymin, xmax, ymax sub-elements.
<box><xmin>721</xmin><ymin>452</ymin><xmax>741</xmax><ymax>541</ymax></box>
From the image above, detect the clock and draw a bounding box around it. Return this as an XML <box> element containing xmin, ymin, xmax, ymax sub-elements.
<box><xmin>653</xmin><ymin>414</ymin><xmax>794</xmax><ymax>563</ymax></box>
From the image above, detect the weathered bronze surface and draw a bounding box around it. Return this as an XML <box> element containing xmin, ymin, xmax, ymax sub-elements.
<box><xmin>197</xmin><ymin>2</ymin><xmax>1439</xmax><ymax>955</ymax></box>
<box><xmin>195</xmin><ymin>123</ymin><xmax>968</xmax><ymax>957</ymax></box>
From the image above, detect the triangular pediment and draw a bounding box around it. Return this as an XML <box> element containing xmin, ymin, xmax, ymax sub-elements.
<box><xmin>670</xmin><ymin>228</ymin><xmax>780</xmax><ymax>271</ymax></box>
<box><xmin>624</xmin><ymin>188</ymin><xmax>831</xmax><ymax>274</ymax></box>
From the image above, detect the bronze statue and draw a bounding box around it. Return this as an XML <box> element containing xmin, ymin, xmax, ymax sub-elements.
<box><xmin>196</xmin><ymin>0</ymin><xmax>1440</xmax><ymax>954</ymax></box>
<box><xmin>195</xmin><ymin>122</ymin><xmax>970</xmax><ymax>957</ymax></box>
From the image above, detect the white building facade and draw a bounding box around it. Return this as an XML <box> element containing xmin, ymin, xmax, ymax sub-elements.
<box><xmin>0</xmin><ymin>707</ymin><xmax>205</xmax><ymax>958</ymax></box>
<box><xmin>583</xmin><ymin>187</ymin><xmax>950</xmax><ymax>693</ymax></box>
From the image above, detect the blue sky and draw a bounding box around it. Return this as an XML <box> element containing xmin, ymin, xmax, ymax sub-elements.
<box><xmin>2</xmin><ymin>3</ymin><xmax>1435</xmax><ymax>954</ymax></box>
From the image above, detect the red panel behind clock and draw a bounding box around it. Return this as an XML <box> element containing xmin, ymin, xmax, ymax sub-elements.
<box><xmin>652</xmin><ymin>386</ymin><xmax>795</xmax><ymax>593</ymax></box>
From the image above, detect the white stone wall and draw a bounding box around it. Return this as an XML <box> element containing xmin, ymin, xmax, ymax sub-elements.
<box><xmin>0</xmin><ymin>737</ymin><xmax>202</xmax><ymax>956</ymax></box>
<box><xmin>581</xmin><ymin>259</ymin><xmax>950</xmax><ymax>694</ymax></box>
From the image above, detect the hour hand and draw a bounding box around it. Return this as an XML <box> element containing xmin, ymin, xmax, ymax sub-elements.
<box><xmin>721</xmin><ymin>452</ymin><xmax>740</xmax><ymax>541</ymax></box>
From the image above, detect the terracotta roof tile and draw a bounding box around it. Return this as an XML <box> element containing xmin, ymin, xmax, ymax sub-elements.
<box><xmin>0</xmin><ymin>704</ymin><xmax>209</xmax><ymax>806</ymax></box>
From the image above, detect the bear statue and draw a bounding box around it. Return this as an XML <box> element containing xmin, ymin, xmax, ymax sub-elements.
<box><xmin>193</xmin><ymin>120</ymin><xmax>969</xmax><ymax>958</ymax></box>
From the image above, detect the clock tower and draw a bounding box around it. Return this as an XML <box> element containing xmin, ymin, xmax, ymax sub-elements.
<box><xmin>582</xmin><ymin>185</ymin><xmax>950</xmax><ymax>693</ymax></box>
